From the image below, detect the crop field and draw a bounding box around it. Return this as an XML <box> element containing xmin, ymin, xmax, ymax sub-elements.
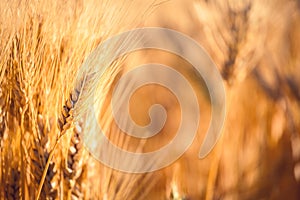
<box><xmin>0</xmin><ymin>0</ymin><xmax>299</xmax><ymax>199</ymax></box>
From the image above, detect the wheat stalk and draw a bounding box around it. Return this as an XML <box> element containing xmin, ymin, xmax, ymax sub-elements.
<box><xmin>0</xmin><ymin>88</ymin><xmax>6</xmax><ymax>143</ymax></box>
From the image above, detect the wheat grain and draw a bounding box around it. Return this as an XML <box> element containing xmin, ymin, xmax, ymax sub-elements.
<box><xmin>63</xmin><ymin>119</ymin><xmax>85</xmax><ymax>200</ymax></box>
<box><xmin>58</xmin><ymin>88</ymin><xmax>81</xmax><ymax>135</ymax></box>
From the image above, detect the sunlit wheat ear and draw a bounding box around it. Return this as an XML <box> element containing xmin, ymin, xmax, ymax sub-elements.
<box><xmin>70</xmin><ymin>41</ymin><xmax>162</xmax><ymax>199</ymax></box>
<box><xmin>57</xmin><ymin>39</ymin><xmax>129</xmax><ymax>199</ymax></box>
<box><xmin>57</xmin><ymin>91</ymin><xmax>79</xmax><ymax>135</ymax></box>
<box><xmin>7</xmin><ymin>35</ymin><xmax>27</xmax><ymax>121</ymax></box>
<box><xmin>58</xmin><ymin>82</ymin><xmax>85</xmax><ymax>200</ymax></box>
<box><xmin>63</xmin><ymin>119</ymin><xmax>85</xmax><ymax>200</ymax></box>
<box><xmin>31</xmin><ymin>114</ymin><xmax>57</xmax><ymax>199</ymax></box>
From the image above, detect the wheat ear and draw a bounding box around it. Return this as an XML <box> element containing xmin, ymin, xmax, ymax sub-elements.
<box><xmin>31</xmin><ymin>114</ymin><xmax>57</xmax><ymax>199</ymax></box>
<box><xmin>36</xmin><ymin>80</ymin><xmax>82</xmax><ymax>199</ymax></box>
<box><xmin>64</xmin><ymin>120</ymin><xmax>85</xmax><ymax>200</ymax></box>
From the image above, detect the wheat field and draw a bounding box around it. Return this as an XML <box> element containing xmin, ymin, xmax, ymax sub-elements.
<box><xmin>0</xmin><ymin>0</ymin><xmax>300</xmax><ymax>199</ymax></box>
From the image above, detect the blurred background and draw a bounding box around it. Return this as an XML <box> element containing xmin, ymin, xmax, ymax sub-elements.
<box><xmin>118</xmin><ymin>0</ymin><xmax>300</xmax><ymax>199</ymax></box>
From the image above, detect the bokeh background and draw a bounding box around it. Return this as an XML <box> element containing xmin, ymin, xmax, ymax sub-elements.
<box><xmin>118</xmin><ymin>0</ymin><xmax>300</xmax><ymax>199</ymax></box>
